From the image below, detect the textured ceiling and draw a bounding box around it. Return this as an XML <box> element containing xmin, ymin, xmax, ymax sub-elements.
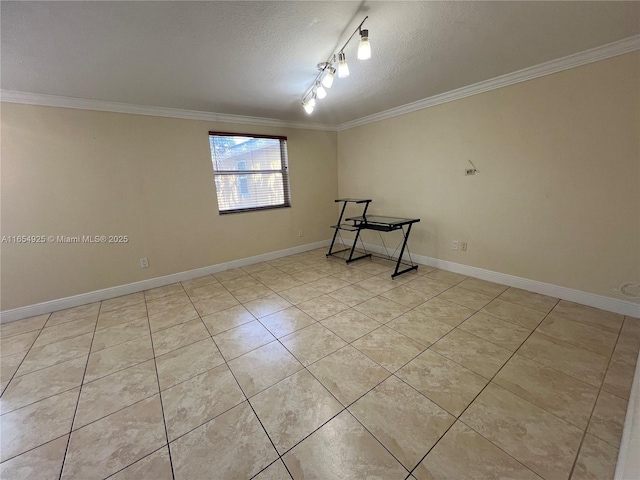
<box><xmin>1</xmin><ymin>1</ymin><xmax>639</xmax><ymax>126</ymax></box>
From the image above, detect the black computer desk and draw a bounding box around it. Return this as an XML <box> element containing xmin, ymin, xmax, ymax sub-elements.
<box><xmin>343</xmin><ymin>215</ymin><xmax>421</xmax><ymax>278</ymax></box>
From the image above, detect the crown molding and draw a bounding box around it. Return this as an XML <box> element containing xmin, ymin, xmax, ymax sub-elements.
<box><xmin>0</xmin><ymin>90</ymin><xmax>338</xmax><ymax>132</ymax></box>
<box><xmin>337</xmin><ymin>34</ymin><xmax>640</xmax><ymax>131</ymax></box>
<box><xmin>2</xmin><ymin>35</ymin><xmax>638</xmax><ymax>132</ymax></box>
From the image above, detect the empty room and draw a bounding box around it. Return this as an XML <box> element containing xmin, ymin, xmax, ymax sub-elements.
<box><xmin>1</xmin><ymin>1</ymin><xmax>639</xmax><ymax>479</ymax></box>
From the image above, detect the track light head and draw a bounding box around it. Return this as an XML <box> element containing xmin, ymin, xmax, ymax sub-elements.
<box><xmin>357</xmin><ymin>28</ymin><xmax>371</xmax><ymax>60</ymax></box>
<box><xmin>315</xmin><ymin>81</ymin><xmax>327</xmax><ymax>99</ymax></box>
<box><xmin>322</xmin><ymin>67</ymin><xmax>336</xmax><ymax>88</ymax></box>
<box><xmin>337</xmin><ymin>52</ymin><xmax>350</xmax><ymax>78</ymax></box>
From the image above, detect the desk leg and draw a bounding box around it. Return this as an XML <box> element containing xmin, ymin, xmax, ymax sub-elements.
<box><xmin>346</xmin><ymin>227</ymin><xmax>372</xmax><ymax>263</ymax></box>
<box><xmin>392</xmin><ymin>223</ymin><xmax>418</xmax><ymax>278</ymax></box>
<box><xmin>327</xmin><ymin>202</ymin><xmax>348</xmax><ymax>257</ymax></box>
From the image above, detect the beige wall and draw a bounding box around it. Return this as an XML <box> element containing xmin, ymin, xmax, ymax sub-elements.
<box><xmin>1</xmin><ymin>105</ymin><xmax>337</xmax><ymax>310</ymax></box>
<box><xmin>337</xmin><ymin>52</ymin><xmax>640</xmax><ymax>302</ymax></box>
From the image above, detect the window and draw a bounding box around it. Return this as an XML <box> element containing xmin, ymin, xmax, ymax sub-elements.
<box><xmin>209</xmin><ymin>132</ymin><xmax>291</xmax><ymax>214</ymax></box>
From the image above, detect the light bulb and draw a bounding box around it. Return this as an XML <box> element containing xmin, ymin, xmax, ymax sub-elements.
<box><xmin>308</xmin><ymin>94</ymin><xmax>316</xmax><ymax>107</ymax></box>
<box><xmin>337</xmin><ymin>52</ymin><xmax>349</xmax><ymax>78</ymax></box>
<box><xmin>357</xmin><ymin>29</ymin><xmax>371</xmax><ymax>60</ymax></box>
<box><xmin>303</xmin><ymin>102</ymin><xmax>314</xmax><ymax>114</ymax></box>
<box><xmin>322</xmin><ymin>67</ymin><xmax>335</xmax><ymax>88</ymax></box>
<box><xmin>316</xmin><ymin>82</ymin><xmax>327</xmax><ymax>99</ymax></box>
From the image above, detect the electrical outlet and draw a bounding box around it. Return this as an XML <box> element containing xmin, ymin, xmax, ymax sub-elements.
<box><xmin>297</xmin><ymin>229</ymin><xmax>303</xmax><ymax>237</ymax></box>
<box><xmin>465</xmin><ymin>169</ymin><xmax>476</xmax><ymax>176</ymax></box>
<box><xmin>461</xmin><ymin>242</ymin><xmax>468</xmax><ymax>252</ymax></box>
<box><xmin>452</xmin><ymin>241</ymin><xmax>459</xmax><ymax>251</ymax></box>
<box><xmin>139</xmin><ymin>258</ymin><xmax>149</xmax><ymax>268</ymax></box>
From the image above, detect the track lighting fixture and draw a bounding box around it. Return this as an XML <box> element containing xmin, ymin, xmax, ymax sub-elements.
<box><xmin>300</xmin><ymin>16</ymin><xmax>371</xmax><ymax>114</ymax></box>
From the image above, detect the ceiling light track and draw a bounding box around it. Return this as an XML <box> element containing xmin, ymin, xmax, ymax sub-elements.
<box><xmin>301</xmin><ymin>16</ymin><xmax>371</xmax><ymax>115</ymax></box>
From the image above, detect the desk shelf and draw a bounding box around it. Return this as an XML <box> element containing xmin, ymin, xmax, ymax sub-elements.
<box><xmin>326</xmin><ymin>199</ymin><xmax>372</xmax><ymax>258</ymax></box>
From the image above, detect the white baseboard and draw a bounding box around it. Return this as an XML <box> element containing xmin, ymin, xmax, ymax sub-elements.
<box><xmin>344</xmin><ymin>240</ymin><xmax>640</xmax><ymax>317</ymax></box>
<box><xmin>0</xmin><ymin>240</ymin><xmax>330</xmax><ymax>324</ymax></box>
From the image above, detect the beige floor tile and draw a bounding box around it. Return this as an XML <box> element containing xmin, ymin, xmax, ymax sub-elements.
<box><xmin>425</xmin><ymin>269</ymin><xmax>468</xmax><ymax>285</ymax></box>
<box><xmin>170</xmin><ymin>401</ymin><xmax>278</xmax><ymax>479</ymax></box>
<box><xmin>16</xmin><ymin>333</ymin><xmax>93</xmax><ymax>377</ymax></box>
<box><xmin>0</xmin><ymin>313</ymin><xmax>49</xmax><ymax>338</ymax></box>
<box><xmin>381</xmin><ymin>285</ymin><xmax>431</xmax><ymax>308</ymax></box>
<box><xmin>320</xmin><ymin>309</ymin><xmax>382</xmax><ymax>342</ymax></box>
<box><xmin>459</xmin><ymin>312</ymin><xmax>531</xmax><ymax>351</ymax></box>
<box><xmin>110</xmin><ymin>446</ymin><xmax>173</xmax><ymax>480</ymax></box>
<box><xmin>0</xmin><ymin>387</ymin><xmax>79</xmax><ymax>462</ymax></box>
<box><xmin>621</xmin><ymin>316</ymin><xmax>640</xmax><ymax>340</ymax></box>
<box><xmin>1</xmin><ymin>356</ymin><xmax>86</xmax><ymax>414</ymax></box>
<box><xmin>74</xmin><ymin>360</ymin><xmax>159</xmax><ymax>429</ymax></box>
<box><xmin>242</xmin><ymin>262</ymin><xmax>275</xmax><ymax>275</ymax></box>
<box><xmin>229</xmin><ymin>341</ymin><xmax>303</xmax><ymax>397</ymax></box>
<box><xmin>213</xmin><ymin>320</ymin><xmax>276</xmax><ymax>360</ymax></box>
<box><xmin>308</xmin><ymin>345</ymin><xmax>390</xmax><ymax>406</ymax></box>
<box><xmin>280</xmin><ymin>323</ymin><xmax>347</xmax><ymax>366</ymax></box>
<box><xmin>32</xmin><ymin>317</ymin><xmax>96</xmax><ymax>349</ymax></box>
<box><xmin>387</xmin><ymin>311</ymin><xmax>454</xmax><ymax>347</ymax></box>
<box><xmin>414</xmin><ymin>422</ymin><xmax>541</xmax><ymax>480</ymax></box>
<box><xmin>571</xmin><ymin>433</ymin><xmax>618</xmax><ymax>480</ymax></box>
<box><xmin>498</xmin><ymin>288</ymin><xmax>558</xmax><ymax>313</ymax></box>
<box><xmin>332</xmin><ymin>268</ymin><xmax>373</xmax><ymax>284</ymax></box>
<box><xmin>552</xmin><ymin>300</ymin><xmax>624</xmax><ymax>333</ymax></box>
<box><xmin>216</xmin><ymin>274</ymin><xmax>258</xmax><ymax>292</ymax></box>
<box><xmin>587</xmin><ymin>391</ymin><xmax>627</xmax><ymax>447</ymax></box>
<box><xmin>259</xmin><ymin>306</ymin><xmax>316</xmax><ymax>338</ymax></box>
<box><xmin>403</xmin><ymin>276</ymin><xmax>451</xmax><ymax>297</ymax></box>
<box><xmin>350</xmin><ymin>376</ymin><xmax>455</xmax><ymax>470</ymax></box>
<box><xmin>493</xmin><ymin>354</ymin><xmax>599</xmax><ymax>429</ymax></box>
<box><xmin>352</xmin><ymin>326</ymin><xmax>425</xmax><ymax>372</ymax></box>
<box><xmin>62</xmin><ymin>395</ymin><xmax>165</xmax><ymax>479</ymax></box>
<box><xmin>291</xmin><ymin>268</ymin><xmax>329</xmax><ymax>283</ymax></box>
<box><xmin>457</xmin><ymin>277</ymin><xmax>508</xmax><ymax>297</ymax></box>
<box><xmin>603</xmin><ymin>335</ymin><xmax>639</xmax><ymax>399</ymax></box>
<box><xmin>187</xmin><ymin>277</ymin><xmax>229</xmax><ymax>302</ymax></box>
<box><xmin>254</xmin><ymin>459</ymin><xmax>291</xmax><ymax>480</ymax></box>
<box><xmin>96</xmin><ymin>302</ymin><xmax>148</xmax><ymax>330</ymax></box>
<box><xmin>460</xmin><ymin>383</ymin><xmax>583</xmax><ymax>480</ymax></box>
<box><xmin>47</xmin><ymin>303</ymin><xmax>100</xmax><ymax>327</ymax></box>
<box><xmin>144</xmin><ymin>283</ymin><xmax>184</xmax><ymax>301</ymax></box>
<box><xmin>261</xmin><ymin>274</ymin><xmax>306</xmax><ymax>292</ymax></box>
<box><xmin>2</xmin><ymin>330</ymin><xmax>43</xmax><ymax>356</ymax></box>
<box><xmin>517</xmin><ymin>333</ymin><xmax>609</xmax><ymax>388</ymax></box>
<box><xmin>148</xmin><ymin>303</ymin><xmax>199</xmax><ymax>332</ymax></box>
<box><xmin>437</xmin><ymin>286</ymin><xmax>493</xmax><ymax>310</ymax></box>
<box><xmin>352</xmin><ymin>296</ymin><xmax>410</xmax><ymax>323</ymax></box>
<box><xmin>146</xmin><ymin>292</ymin><xmax>192</xmax><ymax>316</ymax></box>
<box><xmin>327</xmin><ymin>284</ymin><xmax>376</xmax><ymax>307</ymax></box>
<box><xmin>162</xmin><ymin>363</ymin><xmax>245</xmax><ymax>440</ymax></box>
<box><xmin>354</xmin><ymin>275</ymin><xmax>398</xmax><ymax>294</ymax></box>
<box><xmin>155</xmin><ymin>337</ymin><xmax>225</xmax><ymax>391</ymax></box>
<box><xmin>413</xmin><ymin>297</ymin><xmax>476</xmax><ymax>327</ymax></box>
<box><xmin>0</xmin><ymin>435</ymin><xmax>69</xmax><ymax>480</ymax></box>
<box><xmin>200</xmin><ymin>304</ymin><xmax>255</xmax><ymax>336</ymax></box>
<box><xmin>537</xmin><ymin>314</ymin><xmax>618</xmax><ymax>357</ymax></box>
<box><xmin>397</xmin><ymin>349</ymin><xmax>487</xmax><ymax>416</ymax></box>
<box><xmin>283</xmin><ymin>410</ymin><xmax>407</xmax><ymax>479</ymax></box>
<box><xmin>297</xmin><ymin>295</ymin><xmax>350</xmax><ymax>320</ymax></box>
<box><xmin>100</xmin><ymin>292</ymin><xmax>145</xmax><ymax>313</ymax></box>
<box><xmin>352</xmin><ymin>260</ymin><xmax>393</xmax><ymax>276</ymax></box>
<box><xmin>213</xmin><ymin>267</ymin><xmax>249</xmax><ymax>282</ymax></box>
<box><xmin>232</xmin><ymin>284</ymin><xmax>276</xmax><ymax>303</ymax></box>
<box><xmin>1</xmin><ymin>352</ymin><xmax>25</xmax><ymax>382</ymax></box>
<box><xmin>279</xmin><ymin>284</ymin><xmax>324</xmax><ymax>305</ymax></box>
<box><xmin>91</xmin><ymin>317</ymin><xmax>149</xmax><ymax>352</ymax></box>
<box><xmin>432</xmin><ymin>329</ymin><xmax>512</xmax><ymax>379</ymax></box>
<box><xmin>244</xmin><ymin>293</ymin><xmax>293</xmax><ymax>318</ymax></box>
<box><xmin>481</xmin><ymin>298</ymin><xmax>546</xmax><ymax>330</ymax></box>
<box><xmin>251</xmin><ymin>369</ymin><xmax>343</xmax><ymax>453</ymax></box>
<box><xmin>192</xmin><ymin>291</ymin><xmax>239</xmax><ymax>316</ymax></box>
<box><xmin>252</xmin><ymin>268</ymin><xmax>290</xmax><ymax>283</ymax></box>
<box><xmin>84</xmin><ymin>334</ymin><xmax>153</xmax><ymax>383</ymax></box>
<box><xmin>151</xmin><ymin>318</ymin><xmax>209</xmax><ymax>356</ymax></box>
<box><xmin>181</xmin><ymin>274</ymin><xmax>218</xmax><ymax>292</ymax></box>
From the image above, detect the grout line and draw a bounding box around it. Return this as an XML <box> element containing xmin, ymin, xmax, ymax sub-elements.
<box><xmin>56</xmin><ymin>302</ymin><xmax>102</xmax><ymax>480</ymax></box>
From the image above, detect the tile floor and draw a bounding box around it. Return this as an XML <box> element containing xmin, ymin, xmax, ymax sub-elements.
<box><xmin>0</xmin><ymin>248</ymin><xmax>638</xmax><ymax>479</ymax></box>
